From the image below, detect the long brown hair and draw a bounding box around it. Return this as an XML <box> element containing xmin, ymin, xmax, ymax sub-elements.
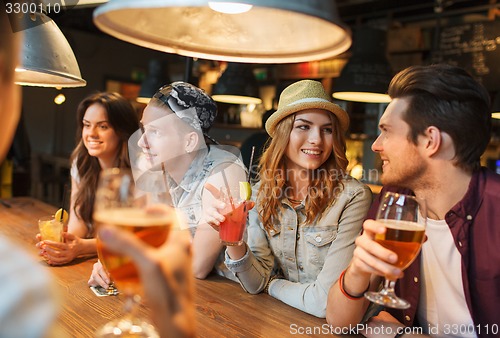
<box><xmin>257</xmin><ymin>113</ymin><xmax>348</xmax><ymax>232</ymax></box>
<box><xmin>70</xmin><ymin>92</ymin><xmax>139</xmax><ymax>234</ymax></box>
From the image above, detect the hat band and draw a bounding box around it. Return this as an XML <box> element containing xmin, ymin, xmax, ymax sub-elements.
<box><xmin>285</xmin><ymin>97</ymin><xmax>331</xmax><ymax>107</ymax></box>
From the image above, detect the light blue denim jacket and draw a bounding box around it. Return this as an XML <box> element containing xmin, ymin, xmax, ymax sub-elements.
<box><xmin>225</xmin><ymin>176</ymin><xmax>372</xmax><ymax>317</ymax></box>
<box><xmin>135</xmin><ymin>145</ymin><xmax>246</xmax><ymax>279</ymax></box>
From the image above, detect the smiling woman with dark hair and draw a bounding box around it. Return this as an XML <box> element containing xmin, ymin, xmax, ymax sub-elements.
<box><xmin>36</xmin><ymin>92</ymin><xmax>139</xmax><ymax>265</ymax></box>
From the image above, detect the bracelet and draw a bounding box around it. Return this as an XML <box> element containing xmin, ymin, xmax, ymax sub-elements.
<box><xmin>338</xmin><ymin>269</ymin><xmax>370</xmax><ymax>300</ymax></box>
<box><xmin>264</xmin><ymin>275</ymin><xmax>278</xmax><ymax>294</ymax></box>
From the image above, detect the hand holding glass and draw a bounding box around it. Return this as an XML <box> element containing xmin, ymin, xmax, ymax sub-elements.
<box><xmin>93</xmin><ymin>168</ymin><xmax>174</xmax><ymax>338</ymax></box>
<box><xmin>364</xmin><ymin>192</ymin><xmax>426</xmax><ymax>309</ymax></box>
<box><xmin>218</xmin><ymin>187</ymin><xmax>249</xmax><ymax>246</ymax></box>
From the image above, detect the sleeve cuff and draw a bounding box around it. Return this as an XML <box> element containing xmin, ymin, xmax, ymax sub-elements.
<box><xmin>267</xmin><ymin>277</ymin><xmax>285</xmax><ymax>297</ymax></box>
<box><xmin>224</xmin><ymin>244</ymin><xmax>252</xmax><ymax>273</ymax></box>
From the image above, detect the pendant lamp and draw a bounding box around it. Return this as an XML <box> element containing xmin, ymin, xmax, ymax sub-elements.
<box><xmin>15</xmin><ymin>12</ymin><xmax>86</xmax><ymax>88</ymax></box>
<box><xmin>212</xmin><ymin>63</ymin><xmax>261</xmax><ymax>105</ymax></box>
<box><xmin>93</xmin><ymin>0</ymin><xmax>351</xmax><ymax>63</ymax></box>
<box><xmin>137</xmin><ymin>59</ymin><xmax>170</xmax><ymax>104</ymax></box>
<box><xmin>332</xmin><ymin>27</ymin><xmax>391</xmax><ymax>103</ymax></box>
<box><xmin>493</xmin><ymin>93</ymin><xmax>500</xmax><ymax>120</ymax></box>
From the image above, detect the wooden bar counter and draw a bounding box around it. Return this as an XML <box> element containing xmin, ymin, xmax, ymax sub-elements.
<box><xmin>0</xmin><ymin>197</ymin><xmax>356</xmax><ymax>337</ymax></box>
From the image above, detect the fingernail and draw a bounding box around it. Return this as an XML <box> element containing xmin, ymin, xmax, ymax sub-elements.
<box><xmin>389</xmin><ymin>254</ymin><xmax>397</xmax><ymax>263</ymax></box>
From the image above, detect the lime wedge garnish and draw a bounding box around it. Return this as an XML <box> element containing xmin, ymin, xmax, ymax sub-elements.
<box><xmin>239</xmin><ymin>181</ymin><xmax>252</xmax><ymax>201</ymax></box>
<box><xmin>54</xmin><ymin>208</ymin><xmax>69</xmax><ymax>223</ymax></box>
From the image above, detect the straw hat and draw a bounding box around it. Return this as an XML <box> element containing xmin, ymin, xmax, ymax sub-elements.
<box><xmin>265</xmin><ymin>80</ymin><xmax>349</xmax><ymax>137</ymax></box>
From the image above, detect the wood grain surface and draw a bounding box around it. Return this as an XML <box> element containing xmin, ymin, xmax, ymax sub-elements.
<box><xmin>0</xmin><ymin>197</ymin><xmax>357</xmax><ymax>337</ymax></box>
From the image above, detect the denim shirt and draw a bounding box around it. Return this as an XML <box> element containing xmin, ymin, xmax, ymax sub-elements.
<box><xmin>225</xmin><ymin>176</ymin><xmax>372</xmax><ymax>317</ymax></box>
<box><xmin>139</xmin><ymin>145</ymin><xmax>245</xmax><ymax>230</ymax></box>
<box><xmin>138</xmin><ymin>145</ymin><xmax>246</xmax><ymax>280</ymax></box>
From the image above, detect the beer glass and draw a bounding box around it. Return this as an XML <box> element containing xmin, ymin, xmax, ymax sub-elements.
<box><xmin>364</xmin><ymin>192</ymin><xmax>426</xmax><ymax>309</ymax></box>
<box><xmin>93</xmin><ymin>168</ymin><xmax>173</xmax><ymax>338</ymax></box>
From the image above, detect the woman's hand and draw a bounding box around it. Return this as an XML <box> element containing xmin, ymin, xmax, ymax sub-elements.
<box><xmin>88</xmin><ymin>260</ymin><xmax>111</xmax><ymax>289</ymax></box>
<box><xmin>202</xmin><ymin>182</ymin><xmax>254</xmax><ymax>231</ymax></box>
<box><xmin>36</xmin><ymin>232</ymin><xmax>82</xmax><ymax>265</ymax></box>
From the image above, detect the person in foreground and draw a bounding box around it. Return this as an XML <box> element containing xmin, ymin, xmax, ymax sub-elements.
<box><xmin>98</xmin><ymin>225</ymin><xmax>196</xmax><ymax>338</ymax></box>
<box><xmin>0</xmin><ymin>11</ymin><xmax>194</xmax><ymax>338</ymax></box>
<box><xmin>36</xmin><ymin>92</ymin><xmax>139</xmax><ymax>265</ymax></box>
<box><xmin>326</xmin><ymin>64</ymin><xmax>500</xmax><ymax>338</ymax></box>
<box><xmin>0</xmin><ymin>10</ymin><xmax>58</xmax><ymax>337</ymax></box>
<box><xmin>206</xmin><ymin>80</ymin><xmax>372</xmax><ymax>317</ymax></box>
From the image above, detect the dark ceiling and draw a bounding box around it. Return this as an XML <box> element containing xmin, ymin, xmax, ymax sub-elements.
<box><xmin>51</xmin><ymin>0</ymin><xmax>497</xmax><ymax>34</ymax></box>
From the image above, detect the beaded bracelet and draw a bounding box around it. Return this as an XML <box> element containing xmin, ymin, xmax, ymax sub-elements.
<box><xmin>338</xmin><ymin>269</ymin><xmax>370</xmax><ymax>300</ymax></box>
<box><xmin>264</xmin><ymin>275</ymin><xmax>278</xmax><ymax>294</ymax></box>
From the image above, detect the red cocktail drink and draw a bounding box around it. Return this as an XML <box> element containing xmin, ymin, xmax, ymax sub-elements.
<box><xmin>219</xmin><ymin>201</ymin><xmax>248</xmax><ymax>246</ymax></box>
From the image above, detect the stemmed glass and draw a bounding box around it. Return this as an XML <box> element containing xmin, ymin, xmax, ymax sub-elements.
<box><xmin>364</xmin><ymin>192</ymin><xmax>426</xmax><ymax>309</ymax></box>
<box><xmin>93</xmin><ymin>168</ymin><xmax>173</xmax><ymax>337</ymax></box>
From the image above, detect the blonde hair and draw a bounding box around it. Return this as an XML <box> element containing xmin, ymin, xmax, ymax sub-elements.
<box><xmin>257</xmin><ymin>113</ymin><xmax>348</xmax><ymax>232</ymax></box>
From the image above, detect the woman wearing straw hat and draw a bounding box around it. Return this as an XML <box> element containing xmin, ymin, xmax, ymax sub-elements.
<box><xmin>207</xmin><ymin>79</ymin><xmax>372</xmax><ymax>317</ymax></box>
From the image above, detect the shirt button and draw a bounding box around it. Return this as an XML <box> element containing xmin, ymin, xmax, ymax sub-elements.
<box><xmin>315</xmin><ymin>235</ymin><xmax>322</xmax><ymax>243</ymax></box>
<box><xmin>466</xmin><ymin>215</ymin><xmax>472</xmax><ymax>221</ymax></box>
<box><xmin>405</xmin><ymin>315</ymin><xmax>411</xmax><ymax>322</ymax></box>
<box><xmin>288</xmin><ymin>227</ymin><xmax>294</xmax><ymax>231</ymax></box>
<box><xmin>299</xmin><ymin>265</ymin><xmax>304</xmax><ymax>270</ymax></box>
<box><xmin>413</xmin><ymin>277</ymin><xmax>418</xmax><ymax>283</ymax></box>
<box><xmin>458</xmin><ymin>241</ymin><xmax>463</xmax><ymax>247</ymax></box>
<box><xmin>296</xmin><ymin>233</ymin><xmax>300</xmax><ymax>239</ymax></box>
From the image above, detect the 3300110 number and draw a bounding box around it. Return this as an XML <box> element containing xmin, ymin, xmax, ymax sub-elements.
<box><xmin>5</xmin><ymin>2</ymin><xmax>61</xmax><ymax>15</ymax></box>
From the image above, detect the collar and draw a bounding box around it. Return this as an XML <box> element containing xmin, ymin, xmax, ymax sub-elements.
<box><xmin>447</xmin><ymin>168</ymin><xmax>486</xmax><ymax>222</ymax></box>
<box><xmin>169</xmin><ymin>147</ymin><xmax>209</xmax><ymax>194</ymax></box>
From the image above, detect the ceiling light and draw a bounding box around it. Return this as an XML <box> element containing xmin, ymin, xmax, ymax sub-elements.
<box><xmin>208</xmin><ymin>2</ymin><xmax>252</xmax><ymax>14</ymax></box>
<box><xmin>212</xmin><ymin>63</ymin><xmax>262</xmax><ymax>105</ymax></box>
<box><xmin>492</xmin><ymin>93</ymin><xmax>500</xmax><ymax>119</ymax></box>
<box><xmin>333</xmin><ymin>27</ymin><xmax>392</xmax><ymax>103</ymax></box>
<box><xmin>15</xmin><ymin>12</ymin><xmax>86</xmax><ymax>87</ymax></box>
<box><xmin>54</xmin><ymin>93</ymin><xmax>66</xmax><ymax>105</ymax></box>
<box><xmin>137</xmin><ymin>59</ymin><xmax>170</xmax><ymax>104</ymax></box>
<box><xmin>93</xmin><ymin>0</ymin><xmax>351</xmax><ymax>63</ymax></box>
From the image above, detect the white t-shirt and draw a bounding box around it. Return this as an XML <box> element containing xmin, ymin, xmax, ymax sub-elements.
<box><xmin>417</xmin><ymin>218</ymin><xmax>477</xmax><ymax>338</ymax></box>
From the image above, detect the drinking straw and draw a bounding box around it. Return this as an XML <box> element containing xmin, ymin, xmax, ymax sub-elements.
<box><xmin>60</xmin><ymin>183</ymin><xmax>68</xmax><ymax>221</ymax></box>
<box><xmin>247</xmin><ymin>146</ymin><xmax>255</xmax><ymax>183</ymax></box>
<box><xmin>221</xmin><ymin>170</ymin><xmax>235</xmax><ymax>211</ymax></box>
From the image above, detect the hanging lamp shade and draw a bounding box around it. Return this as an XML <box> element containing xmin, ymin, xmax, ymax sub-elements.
<box><xmin>15</xmin><ymin>12</ymin><xmax>86</xmax><ymax>87</ymax></box>
<box><xmin>212</xmin><ymin>63</ymin><xmax>262</xmax><ymax>104</ymax></box>
<box><xmin>332</xmin><ymin>27</ymin><xmax>391</xmax><ymax>103</ymax></box>
<box><xmin>93</xmin><ymin>0</ymin><xmax>351</xmax><ymax>63</ymax></box>
<box><xmin>137</xmin><ymin>59</ymin><xmax>170</xmax><ymax>104</ymax></box>
<box><xmin>492</xmin><ymin>93</ymin><xmax>500</xmax><ymax>120</ymax></box>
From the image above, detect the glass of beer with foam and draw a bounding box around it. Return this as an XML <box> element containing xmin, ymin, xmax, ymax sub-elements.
<box><xmin>364</xmin><ymin>192</ymin><xmax>426</xmax><ymax>309</ymax></box>
<box><xmin>93</xmin><ymin>168</ymin><xmax>176</xmax><ymax>337</ymax></box>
